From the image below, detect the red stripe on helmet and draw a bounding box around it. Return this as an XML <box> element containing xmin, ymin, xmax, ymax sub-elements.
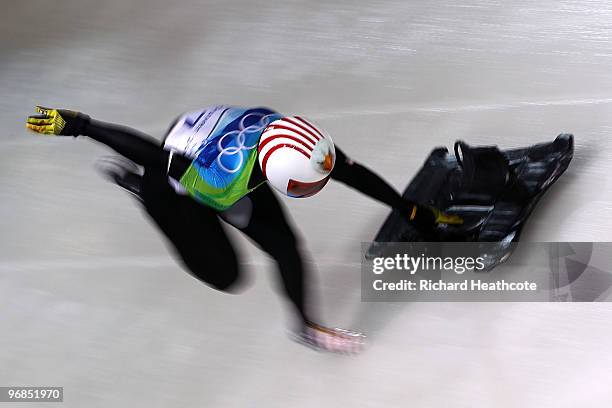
<box><xmin>266</xmin><ymin>124</ymin><xmax>317</xmax><ymax>145</ymax></box>
<box><xmin>287</xmin><ymin>176</ymin><xmax>331</xmax><ymax>198</ymax></box>
<box><xmin>258</xmin><ymin>133</ymin><xmax>314</xmax><ymax>153</ymax></box>
<box><xmin>261</xmin><ymin>143</ymin><xmax>311</xmax><ymax>178</ymax></box>
<box><xmin>294</xmin><ymin>116</ymin><xmax>326</xmax><ymax>140</ymax></box>
<box><xmin>283</xmin><ymin>117</ymin><xmax>321</xmax><ymax>141</ymax></box>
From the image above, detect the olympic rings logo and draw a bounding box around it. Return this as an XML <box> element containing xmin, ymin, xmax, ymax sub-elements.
<box><xmin>215</xmin><ymin>112</ymin><xmax>276</xmax><ymax>174</ymax></box>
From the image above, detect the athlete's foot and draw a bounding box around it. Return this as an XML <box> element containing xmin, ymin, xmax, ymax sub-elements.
<box><xmin>94</xmin><ymin>156</ymin><xmax>143</xmax><ymax>200</ymax></box>
<box><xmin>292</xmin><ymin>321</ymin><xmax>366</xmax><ymax>354</ymax></box>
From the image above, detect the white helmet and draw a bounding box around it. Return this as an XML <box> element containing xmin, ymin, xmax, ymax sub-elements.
<box><xmin>258</xmin><ymin>116</ymin><xmax>335</xmax><ymax>197</ymax></box>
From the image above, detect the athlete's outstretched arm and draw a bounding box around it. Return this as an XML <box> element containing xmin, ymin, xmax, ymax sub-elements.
<box><xmin>83</xmin><ymin>119</ymin><xmax>169</xmax><ymax>168</ymax></box>
<box><xmin>330</xmin><ymin>146</ymin><xmax>434</xmax><ymax>224</ymax></box>
<box><xmin>26</xmin><ymin>106</ymin><xmax>170</xmax><ymax>169</ymax></box>
<box><xmin>330</xmin><ymin>146</ymin><xmax>462</xmax><ymax>228</ymax></box>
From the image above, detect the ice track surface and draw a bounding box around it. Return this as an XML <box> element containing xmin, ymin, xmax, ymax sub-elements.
<box><xmin>2</xmin><ymin>1</ymin><xmax>612</xmax><ymax>407</ymax></box>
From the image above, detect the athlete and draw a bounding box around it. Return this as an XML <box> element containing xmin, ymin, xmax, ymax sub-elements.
<box><xmin>26</xmin><ymin>105</ymin><xmax>461</xmax><ymax>353</ymax></box>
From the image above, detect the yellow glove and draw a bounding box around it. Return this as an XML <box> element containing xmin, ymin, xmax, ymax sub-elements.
<box><xmin>429</xmin><ymin>206</ymin><xmax>464</xmax><ymax>225</ymax></box>
<box><xmin>407</xmin><ymin>204</ymin><xmax>463</xmax><ymax>231</ymax></box>
<box><xmin>26</xmin><ymin>106</ymin><xmax>89</xmax><ymax>136</ymax></box>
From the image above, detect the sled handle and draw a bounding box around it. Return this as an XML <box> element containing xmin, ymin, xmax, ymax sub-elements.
<box><xmin>454</xmin><ymin>140</ymin><xmax>469</xmax><ymax>168</ymax></box>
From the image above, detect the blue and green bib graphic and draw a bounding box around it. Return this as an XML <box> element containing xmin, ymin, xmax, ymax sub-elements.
<box><xmin>164</xmin><ymin>106</ymin><xmax>282</xmax><ymax>210</ymax></box>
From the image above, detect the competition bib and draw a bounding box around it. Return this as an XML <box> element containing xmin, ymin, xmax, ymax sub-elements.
<box><xmin>163</xmin><ymin>106</ymin><xmax>282</xmax><ymax>210</ymax></box>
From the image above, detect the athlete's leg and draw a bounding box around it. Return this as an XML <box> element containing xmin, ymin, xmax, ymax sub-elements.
<box><xmin>236</xmin><ymin>184</ymin><xmax>313</xmax><ymax>325</ymax></box>
<box><xmin>140</xmin><ymin>167</ymin><xmax>242</xmax><ymax>291</ymax></box>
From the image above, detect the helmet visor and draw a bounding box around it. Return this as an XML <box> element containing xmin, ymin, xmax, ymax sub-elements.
<box><xmin>287</xmin><ymin>176</ymin><xmax>330</xmax><ymax>198</ymax></box>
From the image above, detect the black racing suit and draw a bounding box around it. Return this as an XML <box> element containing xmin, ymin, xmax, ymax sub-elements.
<box><xmin>77</xmin><ymin>117</ymin><xmax>433</xmax><ymax>326</ymax></box>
